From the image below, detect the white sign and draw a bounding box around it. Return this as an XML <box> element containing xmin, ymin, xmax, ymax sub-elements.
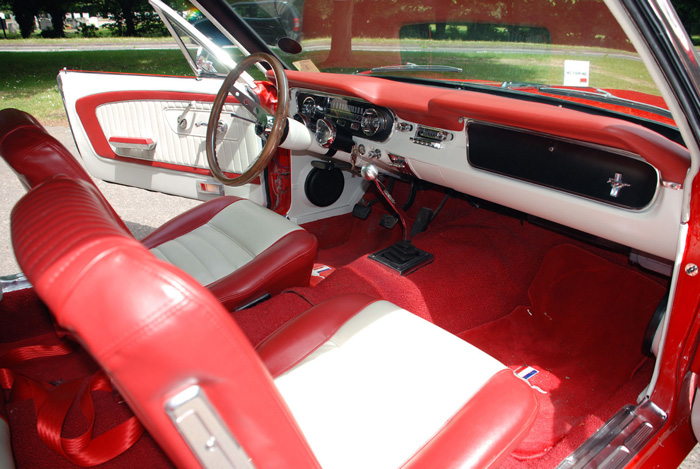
<box><xmin>563</xmin><ymin>60</ymin><xmax>590</xmax><ymax>87</ymax></box>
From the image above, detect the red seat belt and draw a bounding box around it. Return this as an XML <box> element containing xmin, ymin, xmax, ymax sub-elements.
<box><xmin>0</xmin><ymin>340</ymin><xmax>144</xmax><ymax>467</ymax></box>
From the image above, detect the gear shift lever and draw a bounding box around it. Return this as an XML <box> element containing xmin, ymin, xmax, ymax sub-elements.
<box><xmin>362</xmin><ymin>164</ymin><xmax>409</xmax><ymax>241</ymax></box>
<box><xmin>361</xmin><ymin>164</ymin><xmax>433</xmax><ymax>275</ymax></box>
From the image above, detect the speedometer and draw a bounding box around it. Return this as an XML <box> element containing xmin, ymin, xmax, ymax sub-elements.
<box><xmin>361</xmin><ymin>108</ymin><xmax>385</xmax><ymax>137</ymax></box>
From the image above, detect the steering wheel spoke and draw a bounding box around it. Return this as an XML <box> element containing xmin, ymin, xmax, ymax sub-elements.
<box><xmin>206</xmin><ymin>52</ymin><xmax>289</xmax><ymax>186</ymax></box>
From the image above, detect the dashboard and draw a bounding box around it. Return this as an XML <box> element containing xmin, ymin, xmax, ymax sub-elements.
<box><xmin>291</xmin><ymin>89</ymin><xmax>459</xmax><ymax>178</ymax></box>
<box><xmin>286</xmin><ymin>73</ymin><xmax>690</xmax><ymax>261</ymax></box>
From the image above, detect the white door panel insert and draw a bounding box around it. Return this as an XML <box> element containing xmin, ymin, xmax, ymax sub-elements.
<box><xmin>96</xmin><ymin>100</ymin><xmax>261</xmax><ymax>174</ymax></box>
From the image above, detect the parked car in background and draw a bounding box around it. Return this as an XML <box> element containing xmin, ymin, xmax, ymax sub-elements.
<box><xmin>194</xmin><ymin>0</ymin><xmax>302</xmax><ymax>46</ymax></box>
<box><xmin>2</xmin><ymin>0</ymin><xmax>700</xmax><ymax>467</ymax></box>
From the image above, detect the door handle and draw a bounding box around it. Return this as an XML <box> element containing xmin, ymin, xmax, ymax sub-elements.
<box><xmin>108</xmin><ymin>136</ymin><xmax>156</xmax><ymax>150</ymax></box>
<box><xmin>177</xmin><ymin>101</ymin><xmax>196</xmax><ymax>129</ymax></box>
<box><xmin>195</xmin><ymin>120</ymin><xmax>229</xmax><ymax>134</ymax></box>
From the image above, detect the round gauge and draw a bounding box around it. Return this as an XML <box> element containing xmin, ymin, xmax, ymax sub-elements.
<box><xmin>301</xmin><ymin>96</ymin><xmax>316</xmax><ymax>116</ymax></box>
<box><xmin>361</xmin><ymin>108</ymin><xmax>385</xmax><ymax>137</ymax></box>
<box><xmin>315</xmin><ymin>118</ymin><xmax>336</xmax><ymax>148</ymax></box>
<box><xmin>294</xmin><ymin>113</ymin><xmax>312</xmax><ymax>129</ymax></box>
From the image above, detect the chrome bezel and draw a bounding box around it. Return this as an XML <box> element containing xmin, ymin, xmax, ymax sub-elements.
<box><xmin>315</xmin><ymin>118</ymin><xmax>337</xmax><ymax>148</ymax></box>
<box><xmin>301</xmin><ymin>96</ymin><xmax>317</xmax><ymax>116</ymax></box>
<box><xmin>292</xmin><ymin>88</ymin><xmax>396</xmax><ymax>142</ymax></box>
<box><xmin>361</xmin><ymin>108</ymin><xmax>386</xmax><ymax>137</ymax></box>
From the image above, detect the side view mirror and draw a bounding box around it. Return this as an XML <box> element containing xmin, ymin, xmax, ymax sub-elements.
<box><xmin>196</xmin><ymin>46</ymin><xmax>218</xmax><ymax>75</ymax></box>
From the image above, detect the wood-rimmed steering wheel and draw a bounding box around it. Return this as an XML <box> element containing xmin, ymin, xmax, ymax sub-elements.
<box><xmin>206</xmin><ymin>52</ymin><xmax>289</xmax><ymax>186</ymax></box>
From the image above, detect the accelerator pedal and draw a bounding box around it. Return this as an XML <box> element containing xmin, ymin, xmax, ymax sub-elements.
<box><xmin>410</xmin><ymin>207</ymin><xmax>434</xmax><ymax>238</ymax></box>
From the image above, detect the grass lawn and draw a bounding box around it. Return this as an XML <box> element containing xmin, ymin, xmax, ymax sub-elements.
<box><xmin>0</xmin><ymin>49</ymin><xmax>193</xmax><ymax>126</ymax></box>
<box><xmin>0</xmin><ymin>37</ymin><xmax>679</xmax><ymax>126</ymax></box>
<box><xmin>298</xmin><ymin>39</ymin><xmax>661</xmax><ymax>96</ymax></box>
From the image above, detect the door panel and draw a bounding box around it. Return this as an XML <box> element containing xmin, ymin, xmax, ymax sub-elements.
<box><xmin>59</xmin><ymin>70</ymin><xmax>266</xmax><ymax>203</ymax></box>
<box><xmin>85</xmin><ymin>93</ymin><xmax>260</xmax><ymax>173</ymax></box>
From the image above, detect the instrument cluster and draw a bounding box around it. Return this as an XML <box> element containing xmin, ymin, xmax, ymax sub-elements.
<box><xmin>294</xmin><ymin>91</ymin><xmax>394</xmax><ymax>151</ymax></box>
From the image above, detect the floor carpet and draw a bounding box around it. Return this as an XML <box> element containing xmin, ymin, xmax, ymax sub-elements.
<box><xmin>460</xmin><ymin>244</ymin><xmax>667</xmax><ymax>459</ymax></box>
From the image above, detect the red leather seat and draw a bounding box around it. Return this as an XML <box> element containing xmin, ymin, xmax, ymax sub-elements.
<box><xmin>11</xmin><ymin>176</ymin><xmax>538</xmax><ymax>468</ymax></box>
<box><xmin>0</xmin><ymin>108</ymin><xmax>317</xmax><ymax>310</ymax></box>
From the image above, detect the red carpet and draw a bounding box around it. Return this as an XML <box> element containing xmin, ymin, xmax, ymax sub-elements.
<box><xmin>240</xmin><ymin>194</ymin><xmax>661</xmax><ymax>349</ymax></box>
<box><xmin>460</xmin><ymin>244</ymin><xmax>667</xmax><ymax>459</ymax></box>
<box><xmin>267</xmin><ymin>199</ymin><xmax>602</xmax><ymax>334</ymax></box>
<box><xmin>0</xmin><ymin>288</ymin><xmax>56</xmax><ymax>344</ymax></box>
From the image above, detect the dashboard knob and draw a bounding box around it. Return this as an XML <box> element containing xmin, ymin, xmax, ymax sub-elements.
<box><xmin>361</xmin><ymin>164</ymin><xmax>379</xmax><ymax>181</ymax></box>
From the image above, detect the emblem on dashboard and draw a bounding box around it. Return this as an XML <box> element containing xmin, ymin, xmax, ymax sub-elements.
<box><xmin>607</xmin><ymin>173</ymin><xmax>631</xmax><ymax>197</ymax></box>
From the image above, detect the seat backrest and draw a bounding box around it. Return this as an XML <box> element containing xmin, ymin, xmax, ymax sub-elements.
<box><xmin>0</xmin><ymin>108</ymin><xmax>130</xmax><ymax>233</ymax></box>
<box><xmin>0</xmin><ymin>108</ymin><xmax>96</xmax><ymax>189</ymax></box>
<box><xmin>11</xmin><ymin>176</ymin><xmax>319</xmax><ymax>468</ymax></box>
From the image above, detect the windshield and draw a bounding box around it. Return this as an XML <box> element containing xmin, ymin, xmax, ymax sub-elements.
<box><xmin>193</xmin><ymin>0</ymin><xmax>674</xmax><ymax>125</ymax></box>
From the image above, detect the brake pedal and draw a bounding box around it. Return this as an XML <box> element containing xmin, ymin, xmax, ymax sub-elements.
<box><xmin>353</xmin><ymin>203</ymin><xmax>372</xmax><ymax>220</ymax></box>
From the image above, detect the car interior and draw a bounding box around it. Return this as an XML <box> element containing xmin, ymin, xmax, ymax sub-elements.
<box><xmin>0</xmin><ymin>94</ymin><xmax>677</xmax><ymax>467</ymax></box>
<box><xmin>0</xmin><ymin>0</ymin><xmax>693</xmax><ymax>467</ymax></box>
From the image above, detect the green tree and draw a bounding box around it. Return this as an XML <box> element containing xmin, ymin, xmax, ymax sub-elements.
<box><xmin>94</xmin><ymin>0</ymin><xmax>146</xmax><ymax>36</ymax></box>
<box><xmin>40</xmin><ymin>0</ymin><xmax>77</xmax><ymax>38</ymax></box>
<box><xmin>672</xmin><ymin>0</ymin><xmax>700</xmax><ymax>35</ymax></box>
<box><xmin>8</xmin><ymin>0</ymin><xmax>81</xmax><ymax>38</ymax></box>
<box><xmin>96</xmin><ymin>0</ymin><xmax>186</xmax><ymax>37</ymax></box>
<box><xmin>9</xmin><ymin>0</ymin><xmax>39</xmax><ymax>37</ymax></box>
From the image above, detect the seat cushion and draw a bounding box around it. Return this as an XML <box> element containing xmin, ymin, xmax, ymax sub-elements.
<box><xmin>144</xmin><ymin>196</ymin><xmax>317</xmax><ymax>310</ymax></box>
<box><xmin>257</xmin><ymin>294</ymin><xmax>539</xmax><ymax>468</ymax></box>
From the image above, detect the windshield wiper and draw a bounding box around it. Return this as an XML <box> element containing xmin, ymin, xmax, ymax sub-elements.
<box><xmin>360</xmin><ymin>63</ymin><xmax>463</xmax><ymax>74</ymax></box>
<box><xmin>503</xmin><ymin>81</ymin><xmax>611</xmax><ymax>93</ymax></box>
<box><xmin>501</xmin><ymin>81</ymin><xmax>673</xmax><ymax>119</ymax></box>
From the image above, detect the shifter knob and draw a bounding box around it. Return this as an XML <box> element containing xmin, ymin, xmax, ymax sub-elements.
<box><xmin>361</xmin><ymin>164</ymin><xmax>379</xmax><ymax>181</ymax></box>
